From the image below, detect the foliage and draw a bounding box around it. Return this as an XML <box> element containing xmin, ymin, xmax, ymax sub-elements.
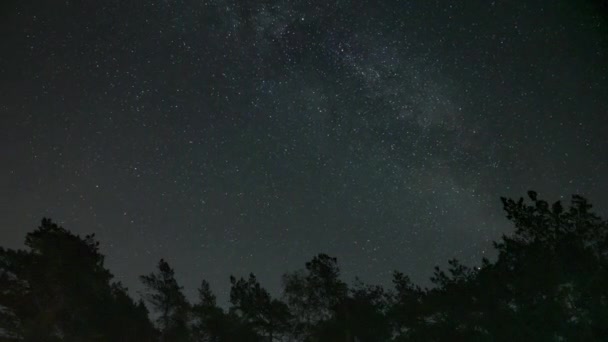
<box><xmin>0</xmin><ymin>218</ymin><xmax>157</xmax><ymax>341</ymax></box>
<box><xmin>229</xmin><ymin>273</ymin><xmax>291</xmax><ymax>341</ymax></box>
<box><xmin>140</xmin><ymin>259</ymin><xmax>191</xmax><ymax>341</ymax></box>
<box><xmin>1</xmin><ymin>192</ymin><xmax>607</xmax><ymax>341</ymax></box>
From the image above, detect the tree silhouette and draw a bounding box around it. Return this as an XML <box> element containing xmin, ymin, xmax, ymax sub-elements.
<box><xmin>229</xmin><ymin>273</ymin><xmax>291</xmax><ymax>341</ymax></box>
<box><xmin>485</xmin><ymin>192</ymin><xmax>608</xmax><ymax>340</ymax></box>
<box><xmin>140</xmin><ymin>259</ymin><xmax>190</xmax><ymax>341</ymax></box>
<box><xmin>315</xmin><ymin>279</ymin><xmax>392</xmax><ymax>342</ymax></box>
<box><xmin>108</xmin><ymin>282</ymin><xmax>158</xmax><ymax>341</ymax></box>
<box><xmin>1</xmin><ymin>192</ymin><xmax>606</xmax><ymax>341</ymax></box>
<box><xmin>387</xmin><ymin>272</ymin><xmax>425</xmax><ymax>341</ymax></box>
<box><xmin>387</xmin><ymin>191</ymin><xmax>608</xmax><ymax>341</ymax></box>
<box><xmin>0</xmin><ymin>218</ymin><xmax>156</xmax><ymax>341</ymax></box>
<box><xmin>282</xmin><ymin>253</ymin><xmax>348</xmax><ymax>340</ymax></box>
<box><xmin>191</xmin><ymin>279</ymin><xmax>222</xmax><ymax>341</ymax></box>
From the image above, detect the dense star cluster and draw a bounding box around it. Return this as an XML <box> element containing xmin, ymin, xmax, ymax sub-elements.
<box><xmin>2</xmin><ymin>0</ymin><xmax>607</xmax><ymax>301</ymax></box>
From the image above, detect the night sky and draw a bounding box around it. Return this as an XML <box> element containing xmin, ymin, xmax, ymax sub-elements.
<box><xmin>2</xmin><ymin>0</ymin><xmax>607</xmax><ymax>302</ymax></box>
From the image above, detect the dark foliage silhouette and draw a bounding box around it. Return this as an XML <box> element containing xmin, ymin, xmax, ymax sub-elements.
<box><xmin>229</xmin><ymin>273</ymin><xmax>291</xmax><ymax>341</ymax></box>
<box><xmin>140</xmin><ymin>259</ymin><xmax>190</xmax><ymax>341</ymax></box>
<box><xmin>1</xmin><ymin>192</ymin><xmax>606</xmax><ymax>341</ymax></box>
<box><xmin>0</xmin><ymin>218</ymin><xmax>157</xmax><ymax>341</ymax></box>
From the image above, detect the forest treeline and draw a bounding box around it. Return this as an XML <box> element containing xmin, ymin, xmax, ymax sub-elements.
<box><xmin>1</xmin><ymin>192</ymin><xmax>607</xmax><ymax>341</ymax></box>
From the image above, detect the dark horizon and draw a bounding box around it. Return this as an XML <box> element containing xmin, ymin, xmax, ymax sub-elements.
<box><xmin>2</xmin><ymin>191</ymin><xmax>608</xmax><ymax>341</ymax></box>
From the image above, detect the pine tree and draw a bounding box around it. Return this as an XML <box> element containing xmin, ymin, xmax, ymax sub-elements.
<box><xmin>140</xmin><ymin>258</ymin><xmax>191</xmax><ymax>341</ymax></box>
<box><xmin>229</xmin><ymin>273</ymin><xmax>291</xmax><ymax>341</ymax></box>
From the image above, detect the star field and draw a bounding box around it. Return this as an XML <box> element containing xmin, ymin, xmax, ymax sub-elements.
<box><xmin>2</xmin><ymin>0</ymin><xmax>607</xmax><ymax>301</ymax></box>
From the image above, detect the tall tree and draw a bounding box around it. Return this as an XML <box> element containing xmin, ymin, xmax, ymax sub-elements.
<box><xmin>387</xmin><ymin>271</ymin><xmax>426</xmax><ymax>340</ymax></box>
<box><xmin>387</xmin><ymin>192</ymin><xmax>608</xmax><ymax>341</ymax></box>
<box><xmin>0</xmin><ymin>218</ymin><xmax>156</xmax><ymax>341</ymax></box>
<box><xmin>191</xmin><ymin>279</ymin><xmax>230</xmax><ymax>342</ymax></box>
<box><xmin>140</xmin><ymin>258</ymin><xmax>191</xmax><ymax>342</ymax></box>
<box><xmin>282</xmin><ymin>254</ymin><xmax>348</xmax><ymax>340</ymax></box>
<box><xmin>107</xmin><ymin>283</ymin><xmax>158</xmax><ymax>342</ymax></box>
<box><xmin>229</xmin><ymin>273</ymin><xmax>291</xmax><ymax>341</ymax></box>
<box><xmin>486</xmin><ymin>192</ymin><xmax>608</xmax><ymax>340</ymax></box>
<box><xmin>314</xmin><ymin>279</ymin><xmax>392</xmax><ymax>342</ymax></box>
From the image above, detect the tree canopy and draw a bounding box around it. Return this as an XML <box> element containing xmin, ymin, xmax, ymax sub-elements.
<box><xmin>1</xmin><ymin>192</ymin><xmax>606</xmax><ymax>341</ymax></box>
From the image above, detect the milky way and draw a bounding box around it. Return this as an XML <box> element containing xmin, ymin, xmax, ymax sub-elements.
<box><xmin>2</xmin><ymin>0</ymin><xmax>607</xmax><ymax>301</ymax></box>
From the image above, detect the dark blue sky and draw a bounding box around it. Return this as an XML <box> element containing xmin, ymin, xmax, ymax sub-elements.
<box><xmin>2</xmin><ymin>0</ymin><xmax>607</xmax><ymax>301</ymax></box>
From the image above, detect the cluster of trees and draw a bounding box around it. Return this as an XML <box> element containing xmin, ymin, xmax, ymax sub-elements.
<box><xmin>1</xmin><ymin>192</ymin><xmax>607</xmax><ymax>341</ymax></box>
